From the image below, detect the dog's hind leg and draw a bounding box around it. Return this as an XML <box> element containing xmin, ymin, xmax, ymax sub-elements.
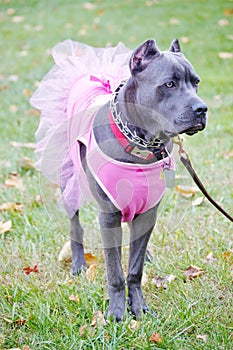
<box><xmin>127</xmin><ymin>205</ymin><xmax>159</xmax><ymax>319</ymax></box>
<box><xmin>70</xmin><ymin>211</ymin><xmax>87</xmax><ymax>275</ymax></box>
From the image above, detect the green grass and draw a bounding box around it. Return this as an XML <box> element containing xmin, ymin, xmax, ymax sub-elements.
<box><xmin>0</xmin><ymin>0</ymin><xmax>233</xmax><ymax>349</ymax></box>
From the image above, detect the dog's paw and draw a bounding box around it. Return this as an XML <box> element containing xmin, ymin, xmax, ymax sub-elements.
<box><xmin>128</xmin><ymin>286</ymin><xmax>156</xmax><ymax>320</ymax></box>
<box><xmin>71</xmin><ymin>260</ymin><xmax>87</xmax><ymax>276</ymax></box>
<box><xmin>107</xmin><ymin>290</ymin><xmax>126</xmax><ymax>322</ymax></box>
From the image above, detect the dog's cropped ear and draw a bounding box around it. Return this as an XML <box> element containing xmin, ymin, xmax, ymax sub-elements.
<box><xmin>130</xmin><ymin>39</ymin><xmax>160</xmax><ymax>74</ymax></box>
<box><xmin>169</xmin><ymin>39</ymin><xmax>181</xmax><ymax>53</ymax></box>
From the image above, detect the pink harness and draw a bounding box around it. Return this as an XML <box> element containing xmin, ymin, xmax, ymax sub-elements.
<box><xmin>87</xmin><ymin>131</ymin><xmax>174</xmax><ymax>222</ymax></box>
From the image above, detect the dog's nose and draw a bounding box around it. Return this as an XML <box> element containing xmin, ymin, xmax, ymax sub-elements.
<box><xmin>192</xmin><ymin>102</ymin><xmax>208</xmax><ymax>117</ymax></box>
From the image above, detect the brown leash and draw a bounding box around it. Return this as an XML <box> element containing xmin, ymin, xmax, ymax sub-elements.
<box><xmin>174</xmin><ymin>138</ymin><xmax>233</xmax><ymax>223</ymax></box>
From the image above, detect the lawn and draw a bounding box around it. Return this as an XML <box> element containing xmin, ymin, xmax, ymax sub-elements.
<box><xmin>0</xmin><ymin>0</ymin><xmax>232</xmax><ymax>349</ymax></box>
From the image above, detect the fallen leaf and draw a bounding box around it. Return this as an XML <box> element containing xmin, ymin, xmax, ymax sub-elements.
<box><xmin>84</xmin><ymin>252</ymin><xmax>98</xmax><ymax>267</ymax></box>
<box><xmin>0</xmin><ymin>220</ymin><xmax>12</xmax><ymax>234</ymax></box>
<box><xmin>91</xmin><ymin>310</ymin><xmax>106</xmax><ymax>327</ymax></box>
<box><xmin>223</xmin><ymin>250</ymin><xmax>233</xmax><ymax>262</ymax></box>
<box><xmin>22</xmin><ymin>88</ymin><xmax>33</xmax><ymax>97</ymax></box>
<box><xmin>86</xmin><ymin>264</ymin><xmax>97</xmax><ymax>281</ymax></box>
<box><xmin>141</xmin><ymin>272</ymin><xmax>149</xmax><ymax>286</ymax></box>
<box><xmin>150</xmin><ymin>331</ymin><xmax>162</xmax><ymax>343</ymax></box>
<box><xmin>5</xmin><ymin>172</ymin><xmax>24</xmax><ymax>190</ymax></box>
<box><xmin>192</xmin><ymin>196</ymin><xmax>204</xmax><ymax>206</ymax></box>
<box><xmin>203</xmin><ymin>252</ymin><xmax>216</xmax><ymax>263</ymax></box>
<box><xmin>69</xmin><ymin>294</ymin><xmax>79</xmax><ymax>302</ymax></box>
<box><xmin>175</xmin><ymin>185</ymin><xmax>199</xmax><ymax>198</ymax></box>
<box><xmin>11</xmin><ymin>141</ymin><xmax>36</xmax><ymax>149</ymax></box>
<box><xmin>184</xmin><ymin>265</ymin><xmax>206</xmax><ymax>280</ymax></box>
<box><xmin>8</xmin><ymin>74</ymin><xmax>19</xmax><ymax>82</ymax></box>
<box><xmin>223</xmin><ymin>8</ymin><xmax>233</xmax><ymax>15</ymax></box>
<box><xmin>58</xmin><ymin>241</ymin><xmax>72</xmax><ymax>263</ymax></box>
<box><xmin>0</xmin><ymin>202</ymin><xmax>23</xmax><ymax>212</ymax></box>
<box><xmin>169</xmin><ymin>18</ymin><xmax>180</xmax><ymax>25</ymax></box>
<box><xmin>12</xmin><ymin>15</ymin><xmax>24</xmax><ymax>23</ymax></box>
<box><xmin>152</xmin><ymin>274</ymin><xmax>176</xmax><ymax>289</ymax></box>
<box><xmin>218</xmin><ymin>19</ymin><xmax>229</xmax><ymax>26</ymax></box>
<box><xmin>79</xmin><ymin>324</ymin><xmax>95</xmax><ymax>337</ymax></box>
<box><xmin>180</xmin><ymin>36</ymin><xmax>190</xmax><ymax>44</ymax></box>
<box><xmin>197</xmin><ymin>334</ymin><xmax>208</xmax><ymax>342</ymax></box>
<box><xmin>166</xmin><ymin>274</ymin><xmax>177</xmax><ymax>284</ymax></box>
<box><xmin>23</xmin><ymin>264</ymin><xmax>39</xmax><ymax>275</ymax></box>
<box><xmin>14</xmin><ymin>318</ymin><xmax>26</xmax><ymax>326</ymax></box>
<box><xmin>83</xmin><ymin>2</ymin><xmax>96</xmax><ymax>10</ymax></box>
<box><xmin>6</xmin><ymin>8</ymin><xmax>16</xmax><ymax>15</ymax></box>
<box><xmin>9</xmin><ymin>104</ymin><xmax>18</xmax><ymax>113</ymax></box>
<box><xmin>218</xmin><ymin>52</ymin><xmax>233</xmax><ymax>59</ymax></box>
<box><xmin>224</xmin><ymin>150</ymin><xmax>233</xmax><ymax>159</ymax></box>
<box><xmin>19</xmin><ymin>157</ymin><xmax>35</xmax><ymax>170</ymax></box>
<box><xmin>129</xmin><ymin>319</ymin><xmax>141</xmax><ymax>330</ymax></box>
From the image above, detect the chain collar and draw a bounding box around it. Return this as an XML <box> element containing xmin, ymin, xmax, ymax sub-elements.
<box><xmin>110</xmin><ymin>81</ymin><xmax>163</xmax><ymax>149</ymax></box>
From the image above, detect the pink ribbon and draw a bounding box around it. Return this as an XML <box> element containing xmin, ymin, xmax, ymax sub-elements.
<box><xmin>90</xmin><ymin>75</ymin><xmax>112</xmax><ymax>93</ymax></box>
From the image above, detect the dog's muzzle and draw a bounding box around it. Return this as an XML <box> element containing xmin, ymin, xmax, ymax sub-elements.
<box><xmin>184</xmin><ymin>101</ymin><xmax>208</xmax><ymax>135</ymax></box>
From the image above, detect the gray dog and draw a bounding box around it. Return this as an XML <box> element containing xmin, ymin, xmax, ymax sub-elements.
<box><xmin>31</xmin><ymin>38</ymin><xmax>207</xmax><ymax>322</ymax></box>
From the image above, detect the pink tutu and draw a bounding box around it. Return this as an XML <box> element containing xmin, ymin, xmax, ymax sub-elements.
<box><xmin>30</xmin><ymin>40</ymin><xmax>131</xmax><ymax>217</ymax></box>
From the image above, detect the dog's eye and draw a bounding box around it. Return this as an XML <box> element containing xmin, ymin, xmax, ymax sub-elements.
<box><xmin>164</xmin><ymin>81</ymin><xmax>175</xmax><ymax>88</ymax></box>
<box><xmin>194</xmin><ymin>78</ymin><xmax>200</xmax><ymax>87</ymax></box>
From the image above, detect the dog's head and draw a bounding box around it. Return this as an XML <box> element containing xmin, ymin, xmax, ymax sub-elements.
<box><xmin>127</xmin><ymin>39</ymin><xmax>207</xmax><ymax>139</ymax></box>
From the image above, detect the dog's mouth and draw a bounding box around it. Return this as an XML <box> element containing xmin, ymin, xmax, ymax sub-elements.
<box><xmin>183</xmin><ymin>123</ymin><xmax>205</xmax><ymax>136</ymax></box>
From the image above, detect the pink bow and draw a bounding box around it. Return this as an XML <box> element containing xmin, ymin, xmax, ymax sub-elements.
<box><xmin>90</xmin><ymin>75</ymin><xmax>112</xmax><ymax>93</ymax></box>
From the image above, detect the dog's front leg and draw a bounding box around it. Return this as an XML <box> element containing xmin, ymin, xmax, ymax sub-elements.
<box><xmin>99</xmin><ymin>211</ymin><xmax>125</xmax><ymax>322</ymax></box>
<box><xmin>127</xmin><ymin>206</ymin><xmax>159</xmax><ymax>319</ymax></box>
<box><xmin>70</xmin><ymin>211</ymin><xmax>87</xmax><ymax>275</ymax></box>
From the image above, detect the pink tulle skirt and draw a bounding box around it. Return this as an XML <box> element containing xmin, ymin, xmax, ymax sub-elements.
<box><xmin>30</xmin><ymin>40</ymin><xmax>131</xmax><ymax>217</ymax></box>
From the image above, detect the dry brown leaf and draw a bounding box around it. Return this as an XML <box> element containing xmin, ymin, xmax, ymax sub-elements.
<box><xmin>22</xmin><ymin>88</ymin><xmax>33</xmax><ymax>97</ymax></box>
<box><xmin>83</xmin><ymin>2</ymin><xmax>96</xmax><ymax>10</ymax></box>
<box><xmin>11</xmin><ymin>141</ymin><xmax>36</xmax><ymax>149</ymax></box>
<box><xmin>175</xmin><ymin>185</ymin><xmax>199</xmax><ymax>198</ymax></box>
<box><xmin>0</xmin><ymin>220</ymin><xmax>12</xmax><ymax>234</ymax></box>
<box><xmin>12</xmin><ymin>15</ymin><xmax>24</xmax><ymax>23</ymax></box>
<box><xmin>129</xmin><ymin>319</ymin><xmax>141</xmax><ymax>330</ymax></box>
<box><xmin>23</xmin><ymin>346</ymin><xmax>31</xmax><ymax>350</ymax></box>
<box><xmin>169</xmin><ymin>18</ymin><xmax>180</xmax><ymax>25</ymax></box>
<box><xmin>224</xmin><ymin>150</ymin><xmax>233</xmax><ymax>159</ymax></box>
<box><xmin>192</xmin><ymin>196</ymin><xmax>204</xmax><ymax>207</ymax></box>
<box><xmin>19</xmin><ymin>157</ymin><xmax>35</xmax><ymax>170</ymax></box>
<box><xmin>58</xmin><ymin>241</ymin><xmax>72</xmax><ymax>263</ymax></box>
<box><xmin>6</xmin><ymin>8</ymin><xmax>16</xmax><ymax>15</ymax></box>
<box><xmin>84</xmin><ymin>253</ymin><xmax>98</xmax><ymax>267</ymax></box>
<box><xmin>0</xmin><ymin>202</ymin><xmax>23</xmax><ymax>212</ymax></box>
<box><xmin>218</xmin><ymin>19</ymin><xmax>229</xmax><ymax>26</ymax></box>
<box><xmin>141</xmin><ymin>272</ymin><xmax>149</xmax><ymax>286</ymax></box>
<box><xmin>5</xmin><ymin>172</ymin><xmax>24</xmax><ymax>190</ymax></box>
<box><xmin>152</xmin><ymin>274</ymin><xmax>176</xmax><ymax>289</ymax></box>
<box><xmin>203</xmin><ymin>252</ymin><xmax>216</xmax><ymax>263</ymax></box>
<box><xmin>218</xmin><ymin>52</ymin><xmax>233</xmax><ymax>59</ymax></box>
<box><xmin>184</xmin><ymin>265</ymin><xmax>206</xmax><ymax>280</ymax></box>
<box><xmin>224</xmin><ymin>8</ymin><xmax>233</xmax><ymax>15</ymax></box>
<box><xmin>79</xmin><ymin>324</ymin><xmax>95</xmax><ymax>337</ymax></box>
<box><xmin>86</xmin><ymin>264</ymin><xmax>97</xmax><ymax>281</ymax></box>
<box><xmin>180</xmin><ymin>36</ymin><xmax>190</xmax><ymax>44</ymax></box>
<box><xmin>223</xmin><ymin>250</ymin><xmax>233</xmax><ymax>262</ymax></box>
<box><xmin>150</xmin><ymin>331</ymin><xmax>162</xmax><ymax>343</ymax></box>
<box><xmin>197</xmin><ymin>334</ymin><xmax>208</xmax><ymax>342</ymax></box>
<box><xmin>9</xmin><ymin>104</ymin><xmax>18</xmax><ymax>113</ymax></box>
<box><xmin>91</xmin><ymin>310</ymin><xmax>106</xmax><ymax>327</ymax></box>
<box><xmin>69</xmin><ymin>294</ymin><xmax>79</xmax><ymax>302</ymax></box>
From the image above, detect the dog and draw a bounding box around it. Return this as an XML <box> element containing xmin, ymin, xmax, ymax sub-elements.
<box><xmin>31</xmin><ymin>38</ymin><xmax>207</xmax><ymax>322</ymax></box>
